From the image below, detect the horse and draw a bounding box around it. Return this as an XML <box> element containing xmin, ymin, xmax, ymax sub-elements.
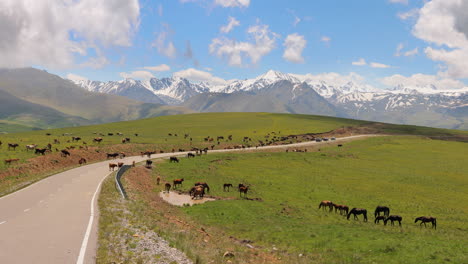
<box><xmin>61</xmin><ymin>149</ymin><xmax>71</xmax><ymax>157</ymax></box>
<box><xmin>414</xmin><ymin>216</ymin><xmax>437</xmax><ymax>229</ymax></box>
<box><xmin>190</xmin><ymin>185</ymin><xmax>205</xmax><ymax>199</ymax></box>
<box><xmin>106</xmin><ymin>153</ymin><xmax>119</xmax><ymax>159</ymax></box>
<box><xmin>26</xmin><ymin>144</ymin><xmax>37</xmax><ymax>151</ymax></box>
<box><xmin>156</xmin><ymin>176</ymin><xmax>161</xmax><ymax>185</ymax></box>
<box><xmin>318</xmin><ymin>200</ymin><xmax>334</xmax><ymax>212</ymax></box>
<box><xmin>384</xmin><ymin>215</ymin><xmax>402</xmax><ymax>226</ymax></box>
<box><xmin>333</xmin><ymin>204</ymin><xmax>349</xmax><ymax>215</ymax></box>
<box><xmin>72</xmin><ymin>137</ymin><xmax>81</xmax><ymax>142</ymax></box>
<box><xmin>122</xmin><ymin>137</ymin><xmax>130</xmax><ymax>143</ymax></box>
<box><xmin>164</xmin><ymin>183</ymin><xmax>171</xmax><ymax>192</ymax></box>
<box><xmin>109</xmin><ymin>163</ymin><xmax>118</xmax><ymax>171</ymax></box>
<box><xmin>35</xmin><ymin>148</ymin><xmax>47</xmax><ymax>155</ymax></box>
<box><xmin>146</xmin><ymin>160</ymin><xmax>153</xmax><ymax>167</ymax></box>
<box><xmin>8</xmin><ymin>143</ymin><xmax>19</xmax><ymax>151</ymax></box>
<box><xmin>187</xmin><ymin>153</ymin><xmax>195</xmax><ymax>158</ymax></box>
<box><xmin>374</xmin><ymin>206</ymin><xmax>390</xmax><ymax>218</ymax></box>
<box><xmin>4</xmin><ymin>158</ymin><xmax>19</xmax><ymax>165</ymax></box>
<box><xmin>78</xmin><ymin>158</ymin><xmax>87</xmax><ymax>165</ymax></box>
<box><xmin>194</xmin><ymin>182</ymin><xmax>210</xmax><ymax>193</ymax></box>
<box><xmin>169</xmin><ymin>157</ymin><xmax>179</xmax><ymax>163</ymax></box>
<box><xmin>223</xmin><ymin>183</ymin><xmax>233</xmax><ymax>192</ymax></box>
<box><xmin>347</xmin><ymin>208</ymin><xmax>368</xmax><ymax>222</ymax></box>
<box><xmin>374</xmin><ymin>215</ymin><xmax>386</xmax><ymax>224</ymax></box>
<box><xmin>93</xmin><ymin>137</ymin><xmax>103</xmax><ymax>143</ymax></box>
<box><xmin>239</xmin><ymin>185</ymin><xmax>249</xmax><ymax>198</ymax></box>
<box><xmin>118</xmin><ymin>162</ymin><xmax>124</xmax><ymax>168</ymax></box>
<box><xmin>173</xmin><ymin>178</ymin><xmax>184</xmax><ymax>188</ymax></box>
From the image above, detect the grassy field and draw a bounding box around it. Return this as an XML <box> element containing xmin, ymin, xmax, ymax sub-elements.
<box><xmin>150</xmin><ymin>136</ymin><xmax>467</xmax><ymax>263</ymax></box>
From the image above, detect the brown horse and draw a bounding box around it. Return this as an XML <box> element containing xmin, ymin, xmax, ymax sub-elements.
<box><xmin>173</xmin><ymin>178</ymin><xmax>184</xmax><ymax>188</ymax></box>
<box><xmin>333</xmin><ymin>204</ymin><xmax>349</xmax><ymax>215</ymax></box>
<box><xmin>194</xmin><ymin>182</ymin><xmax>210</xmax><ymax>193</ymax></box>
<box><xmin>4</xmin><ymin>158</ymin><xmax>19</xmax><ymax>165</ymax></box>
<box><xmin>374</xmin><ymin>215</ymin><xmax>386</xmax><ymax>224</ymax></box>
<box><xmin>239</xmin><ymin>185</ymin><xmax>249</xmax><ymax>198</ymax></box>
<box><xmin>374</xmin><ymin>206</ymin><xmax>390</xmax><ymax>218</ymax></box>
<box><xmin>347</xmin><ymin>208</ymin><xmax>368</xmax><ymax>222</ymax></box>
<box><xmin>118</xmin><ymin>162</ymin><xmax>124</xmax><ymax>168</ymax></box>
<box><xmin>164</xmin><ymin>183</ymin><xmax>171</xmax><ymax>192</ymax></box>
<box><xmin>223</xmin><ymin>183</ymin><xmax>233</xmax><ymax>192</ymax></box>
<box><xmin>384</xmin><ymin>215</ymin><xmax>402</xmax><ymax>226</ymax></box>
<box><xmin>190</xmin><ymin>185</ymin><xmax>205</xmax><ymax>199</ymax></box>
<box><xmin>109</xmin><ymin>163</ymin><xmax>118</xmax><ymax>171</ymax></box>
<box><xmin>414</xmin><ymin>216</ymin><xmax>436</xmax><ymax>229</ymax></box>
<box><xmin>156</xmin><ymin>176</ymin><xmax>161</xmax><ymax>185</ymax></box>
<box><xmin>93</xmin><ymin>137</ymin><xmax>103</xmax><ymax>143</ymax></box>
<box><xmin>319</xmin><ymin>200</ymin><xmax>334</xmax><ymax>212</ymax></box>
<box><xmin>61</xmin><ymin>149</ymin><xmax>71</xmax><ymax>157</ymax></box>
<box><xmin>78</xmin><ymin>158</ymin><xmax>87</xmax><ymax>165</ymax></box>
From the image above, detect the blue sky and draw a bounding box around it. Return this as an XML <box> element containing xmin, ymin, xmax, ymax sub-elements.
<box><xmin>2</xmin><ymin>0</ymin><xmax>468</xmax><ymax>89</ymax></box>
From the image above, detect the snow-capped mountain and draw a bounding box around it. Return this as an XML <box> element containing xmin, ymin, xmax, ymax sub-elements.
<box><xmin>221</xmin><ymin>70</ymin><xmax>300</xmax><ymax>93</ymax></box>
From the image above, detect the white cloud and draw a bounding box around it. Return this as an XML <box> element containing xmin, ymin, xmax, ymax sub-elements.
<box><xmin>152</xmin><ymin>24</ymin><xmax>177</xmax><ymax>58</ymax></box>
<box><xmin>119</xmin><ymin>70</ymin><xmax>155</xmax><ymax>80</ymax></box>
<box><xmin>66</xmin><ymin>73</ymin><xmax>88</xmax><ymax>81</ymax></box>
<box><xmin>352</xmin><ymin>58</ymin><xmax>367</xmax><ymax>66</ymax></box>
<box><xmin>173</xmin><ymin>68</ymin><xmax>227</xmax><ymax>86</ymax></box>
<box><xmin>370</xmin><ymin>62</ymin><xmax>391</xmax><ymax>68</ymax></box>
<box><xmin>214</xmin><ymin>0</ymin><xmax>250</xmax><ymax>8</ymax></box>
<box><xmin>0</xmin><ymin>0</ymin><xmax>140</xmax><ymax>69</ymax></box>
<box><xmin>389</xmin><ymin>0</ymin><xmax>408</xmax><ymax>4</ymax></box>
<box><xmin>220</xmin><ymin>17</ymin><xmax>240</xmax><ymax>33</ymax></box>
<box><xmin>397</xmin><ymin>8</ymin><xmax>419</xmax><ymax>20</ymax></box>
<box><xmin>142</xmin><ymin>64</ymin><xmax>171</xmax><ymax>72</ymax></box>
<box><xmin>321</xmin><ymin>36</ymin><xmax>331</xmax><ymax>43</ymax></box>
<box><xmin>395</xmin><ymin>43</ymin><xmax>419</xmax><ymax>57</ymax></box>
<box><xmin>381</xmin><ymin>73</ymin><xmax>466</xmax><ymax>90</ymax></box>
<box><xmin>283</xmin><ymin>33</ymin><xmax>306</xmax><ymax>63</ymax></box>
<box><xmin>209</xmin><ymin>23</ymin><xmax>279</xmax><ymax>67</ymax></box>
<box><xmin>412</xmin><ymin>0</ymin><xmax>468</xmax><ymax>78</ymax></box>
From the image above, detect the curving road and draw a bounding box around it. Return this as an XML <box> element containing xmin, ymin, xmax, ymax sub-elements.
<box><xmin>0</xmin><ymin>134</ymin><xmax>375</xmax><ymax>263</ymax></box>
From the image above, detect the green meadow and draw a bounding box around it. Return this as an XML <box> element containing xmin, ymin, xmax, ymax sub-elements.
<box><xmin>154</xmin><ymin>136</ymin><xmax>468</xmax><ymax>263</ymax></box>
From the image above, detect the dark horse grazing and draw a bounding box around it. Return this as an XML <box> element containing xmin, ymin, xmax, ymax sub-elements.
<box><xmin>173</xmin><ymin>178</ymin><xmax>184</xmax><ymax>188</ymax></box>
<box><xmin>61</xmin><ymin>149</ymin><xmax>71</xmax><ymax>157</ymax></box>
<box><xmin>239</xmin><ymin>185</ymin><xmax>249</xmax><ymax>198</ymax></box>
<box><xmin>415</xmin><ymin>216</ymin><xmax>437</xmax><ymax>229</ymax></box>
<box><xmin>318</xmin><ymin>200</ymin><xmax>334</xmax><ymax>212</ymax></box>
<box><xmin>164</xmin><ymin>183</ymin><xmax>171</xmax><ymax>192</ymax></box>
<box><xmin>374</xmin><ymin>206</ymin><xmax>390</xmax><ymax>218</ymax></box>
<box><xmin>374</xmin><ymin>215</ymin><xmax>386</xmax><ymax>224</ymax></box>
<box><xmin>8</xmin><ymin>143</ymin><xmax>19</xmax><ymax>151</ymax></box>
<box><xmin>347</xmin><ymin>208</ymin><xmax>368</xmax><ymax>222</ymax></box>
<box><xmin>169</xmin><ymin>157</ymin><xmax>179</xmax><ymax>163</ymax></box>
<box><xmin>333</xmin><ymin>204</ymin><xmax>349</xmax><ymax>215</ymax></box>
<box><xmin>194</xmin><ymin>182</ymin><xmax>210</xmax><ymax>193</ymax></box>
<box><xmin>190</xmin><ymin>185</ymin><xmax>205</xmax><ymax>199</ymax></box>
<box><xmin>223</xmin><ymin>183</ymin><xmax>233</xmax><ymax>192</ymax></box>
<box><xmin>384</xmin><ymin>215</ymin><xmax>402</xmax><ymax>226</ymax></box>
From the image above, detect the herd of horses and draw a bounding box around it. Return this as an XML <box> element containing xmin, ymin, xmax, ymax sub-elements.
<box><xmin>319</xmin><ymin>201</ymin><xmax>437</xmax><ymax>229</ymax></box>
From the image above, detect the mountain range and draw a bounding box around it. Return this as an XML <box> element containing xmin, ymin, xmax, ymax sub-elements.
<box><xmin>72</xmin><ymin>70</ymin><xmax>468</xmax><ymax>130</ymax></box>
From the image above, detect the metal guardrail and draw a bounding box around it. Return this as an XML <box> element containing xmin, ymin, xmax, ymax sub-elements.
<box><xmin>115</xmin><ymin>165</ymin><xmax>130</xmax><ymax>199</ymax></box>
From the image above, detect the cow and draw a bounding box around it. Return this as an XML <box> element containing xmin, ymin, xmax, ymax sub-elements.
<box><xmin>26</xmin><ymin>144</ymin><xmax>37</xmax><ymax>151</ymax></box>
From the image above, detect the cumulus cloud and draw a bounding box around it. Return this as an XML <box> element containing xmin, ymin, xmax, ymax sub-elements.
<box><xmin>395</xmin><ymin>43</ymin><xmax>419</xmax><ymax>57</ymax></box>
<box><xmin>209</xmin><ymin>23</ymin><xmax>279</xmax><ymax>67</ymax></box>
<box><xmin>381</xmin><ymin>73</ymin><xmax>466</xmax><ymax>90</ymax></box>
<box><xmin>66</xmin><ymin>73</ymin><xmax>88</xmax><ymax>81</ymax></box>
<box><xmin>412</xmin><ymin>0</ymin><xmax>468</xmax><ymax>78</ymax></box>
<box><xmin>283</xmin><ymin>33</ymin><xmax>306</xmax><ymax>63</ymax></box>
<box><xmin>370</xmin><ymin>62</ymin><xmax>392</xmax><ymax>68</ymax></box>
<box><xmin>173</xmin><ymin>68</ymin><xmax>227</xmax><ymax>85</ymax></box>
<box><xmin>0</xmin><ymin>0</ymin><xmax>140</xmax><ymax>69</ymax></box>
<box><xmin>141</xmin><ymin>64</ymin><xmax>171</xmax><ymax>72</ymax></box>
<box><xmin>220</xmin><ymin>17</ymin><xmax>240</xmax><ymax>33</ymax></box>
<box><xmin>398</xmin><ymin>9</ymin><xmax>419</xmax><ymax>20</ymax></box>
<box><xmin>352</xmin><ymin>58</ymin><xmax>367</xmax><ymax>66</ymax></box>
<box><xmin>120</xmin><ymin>70</ymin><xmax>155</xmax><ymax>80</ymax></box>
<box><xmin>214</xmin><ymin>0</ymin><xmax>250</xmax><ymax>8</ymax></box>
<box><xmin>152</xmin><ymin>24</ymin><xmax>177</xmax><ymax>58</ymax></box>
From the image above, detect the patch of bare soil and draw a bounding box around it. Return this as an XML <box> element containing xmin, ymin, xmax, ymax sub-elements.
<box><xmin>159</xmin><ymin>191</ymin><xmax>216</xmax><ymax>206</ymax></box>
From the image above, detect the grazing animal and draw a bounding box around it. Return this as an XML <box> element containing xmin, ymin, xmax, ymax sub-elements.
<box><xmin>173</xmin><ymin>178</ymin><xmax>184</xmax><ymax>188</ymax></box>
<box><xmin>337</xmin><ymin>144</ymin><xmax>343</xmax><ymax>147</ymax></box>
<box><xmin>239</xmin><ymin>185</ymin><xmax>249</xmax><ymax>198</ymax></box>
<box><xmin>35</xmin><ymin>148</ymin><xmax>47</xmax><ymax>155</ymax></box>
<box><xmin>61</xmin><ymin>149</ymin><xmax>71</xmax><ymax>157</ymax></box>
<box><xmin>109</xmin><ymin>163</ymin><xmax>118</xmax><ymax>171</ymax></box>
<box><xmin>347</xmin><ymin>208</ymin><xmax>368</xmax><ymax>222</ymax></box>
<box><xmin>190</xmin><ymin>185</ymin><xmax>205</xmax><ymax>199</ymax></box>
<box><xmin>26</xmin><ymin>144</ymin><xmax>37</xmax><ymax>151</ymax></box>
<box><xmin>132</xmin><ymin>161</ymin><xmax>136</xmax><ymax>167</ymax></box>
<box><xmin>375</xmin><ymin>206</ymin><xmax>390</xmax><ymax>218</ymax></box>
<box><xmin>169</xmin><ymin>156</ymin><xmax>179</xmax><ymax>163</ymax></box>
<box><xmin>187</xmin><ymin>153</ymin><xmax>195</xmax><ymax>158</ymax></box>
<box><xmin>146</xmin><ymin>160</ymin><xmax>153</xmax><ymax>167</ymax></box>
<box><xmin>384</xmin><ymin>215</ymin><xmax>402</xmax><ymax>226</ymax></box>
<box><xmin>4</xmin><ymin>158</ymin><xmax>19</xmax><ymax>165</ymax></box>
<box><xmin>414</xmin><ymin>216</ymin><xmax>437</xmax><ymax>229</ymax></box>
<box><xmin>223</xmin><ymin>183</ymin><xmax>233</xmax><ymax>192</ymax></box>
<box><xmin>194</xmin><ymin>182</ymin><xmax>210</xmax><ymax>193</ymax></box>
<box><xmin>119</xmin><ymin>152</ymin><xmax>126</xmax><ymax>159</ymax></box>
<box><xmin>93</xmin><ymin>137</ymin><xmax>103</xmax><ymax>143</ymax></box>
<box><xmin>374</xmin><ymin>215</ymin><xmax>386</xmax><ymax>224</ymax></box>
<box><xmin>319</xmin><ymin>200</ymin><xmax>334</xmax><ymax>212</ymax></box>
<box><xmin>8</xmin><ymin>143</ymin><xmax>19</xmax><ymax>151</ymax></box>
<box><xmin>333</xmin><ymin>204</ymin><xmax>349</xmax><ymax>215</ymax></box>
<box><xmin>156</xmin><ymin>176</ymin><xmax>161</xmax><ymax>185</ymax></box>
<box><xmin>78</xmin><ymin>158</ymin><xmax>87</xmax><ymax>165</ymax></box>
<box><xmin>122</xmin><ymin>137</ymin><xmax>130</xmax><ymax>143</ymax></box>
<box><xmin>72</xmin><ymin>137</ymin><xmax>81</xmax><ymax>142</ymax></box>
<box><xmin>106</xmin><ymin>153</ymin><xmax>119</xmax><ymax>159</ymax></box>
<box><xmin>117</xmin><ymin>162</ymin><xmax>124</xmax><ymax>168</ymax></box>
<box><xmin>164</xmin><ymin>183</ymin><xmax>171</xmax><ymax>192</ymax></box>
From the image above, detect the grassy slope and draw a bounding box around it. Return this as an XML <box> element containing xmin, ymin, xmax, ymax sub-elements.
<box><xmin>154</xmin><ymin>136</ymin><xmax>467</xmax><ymax>263</ymax></box>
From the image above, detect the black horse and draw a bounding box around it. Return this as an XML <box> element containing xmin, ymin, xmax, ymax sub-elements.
<box><xmin>374</xmin><ymin>206</ymin><xmax>390</xmax><ymax>218</ymax></box>
<box><xmin>169</xmin><ymin>156</ymin><xmax>179</xmax><ymax>163</ymax></box>
<box><xmin>374</xmin><ymin>215</ymin><xmax>386</xmax><ymax>224</ymax></box>
<box><xmin>415</xmin><ymin>216</ymin><xmax>436</xmax><ymax>229</ymax></box>
<box><xmin>223</xmin><ymin>183</ymin><xmax>233</xmax><ymax>191</ymax></box>
<box><xmin>347</xmin><ymin>208</ymin><xmax>368</xmax><ymax>222</ymax></box>
<box><xmin>384</xmin><ymin>215</ymin><xmax>402</xmax><ymax>226</ymax></box>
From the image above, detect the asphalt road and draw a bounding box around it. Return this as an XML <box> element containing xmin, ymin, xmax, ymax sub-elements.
<box><xmin>0</xmin><ymin>134</ymin><xmax>374</xmax><ymax>263</ymax></box>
